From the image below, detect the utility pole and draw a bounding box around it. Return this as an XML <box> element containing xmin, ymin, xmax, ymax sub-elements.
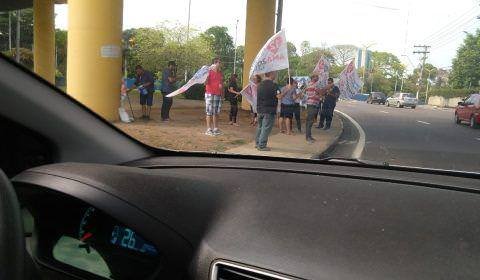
<box><xmin>16</xmin><ymin>10</ymin><xmax>21</xmax><ymax>63</ymax></box>
<box><xmin>413</xmin><ymin>45</ymin><xmax>430</xmax><ymax>100</ymax></box>
<box><xmin>184</xmin><ymin>0</ymin><xmax>192</xmax><ymax>82</ymax></box>
<box><xmin>233</xmin><ymin>19</ymin><xmax>239</xmax><ymax>74</ymax></box>
<box><xmin>276</xmin><ymin>0</ymin><xmax>283</xmax><ymax>33</ymax></box>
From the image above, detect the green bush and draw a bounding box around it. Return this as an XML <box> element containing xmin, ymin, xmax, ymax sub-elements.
<box><xmin>184</xmin><ymin>84</ymin><xmax>206</xmax><ymax>100</ymax></box>
<box><xmin>427</xmin><ymin>88</ymin><xmax>478</xmax><ymax>99</ymax></box>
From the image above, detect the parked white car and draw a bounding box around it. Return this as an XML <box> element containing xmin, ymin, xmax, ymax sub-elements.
<box><xmin>386</xmin><ymin>92</ymin><xmax>418</xmax><ymax>109</ymax></box>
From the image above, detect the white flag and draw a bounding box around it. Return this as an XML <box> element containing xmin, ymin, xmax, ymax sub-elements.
<box><xmin>240</xmin><ymin>82</ymin><xmax>258</xmax><ymax>113</ymax></box>
<box><xmin>166</xmin><ymin>65</ymin><xmax>212</xmax><ymax>98</ymax></box>
<box><xmin>249</xmin><ymin>30</ymin><xmax>289</xmax><ymax>80</ymax></box>
<box><xmin>313</xmin><ymin>56</ymin><xmax>330</xmax><ymax>88</ymax></box>
<box><xmin>338</xmin><ymin>60</ymin><xmax>363</xmax><ymax>99</ymax></box>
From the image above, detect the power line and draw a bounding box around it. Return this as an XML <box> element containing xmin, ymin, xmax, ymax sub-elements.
<box><xmin>422</xmin><ymin>7</ymin><xmax>477</xmax><ymax>42</ymax></box>
<box><xmin>430</xmin><ymin>20</ymin><xmax>478</xmax><ymax>50</ymax></box>
<box><xmin>424</xmin><ymin>14</ymin><xmax>477</xmax><ymax>45</ymax></box>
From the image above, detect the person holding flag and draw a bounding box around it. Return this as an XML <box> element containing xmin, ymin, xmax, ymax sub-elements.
<box><xmin>160</xmin><ymin>60</ymin><xmax>177</xmax><ymax>122</ymax></box>
<box><xmin>226</xmin><ymin>73</ymin><xmax>241</xmax><ymax>126</ymax></box>
<box><xmin>319</xmin><ymin>78</ymin><xmax>340</xmax><ymax>130</ymax></box>
<box><xmin>204</xmin><ymin>57</ymin><xmax>224</xmax><ymax>136</ymax></box>
<box><xmin>305</xmin><ymin>74</ymin><xmax>333</xmax><ymax>142</ymax></box>
<box><xmin>130</xmin><ymin>65</ymin><xmax>155</xmax><ymax>120</ymax></box>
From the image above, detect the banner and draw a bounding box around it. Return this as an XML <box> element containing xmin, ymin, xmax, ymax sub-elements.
<box><xmin>240</xmin><ymin>82</ymin><xmax>258</xmax><ymax>113</ymax></box>
<box><xmin>313</xmin><ymin>56</ymin><xmax>330</xmax><ymax>88</ymax></box>
<box><xmin>166</xmin><ymin>65</ymin><xmax>211</xmax><ymax>97</ymax></box>
<box><xmin>338</xmin><ymin>59</ymin><xmax>363</xmax><ymax>99</ymax></box>
<box><xmin>248</xmin><ymin>30</ymin><xmax>289</xmax><ymax>79</ymax></box>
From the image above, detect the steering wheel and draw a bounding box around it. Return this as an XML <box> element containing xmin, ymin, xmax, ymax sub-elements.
<box><xmin>0</xmin><ymin>169</ymin><xmax>24</xmax><ymax>280</ymax></box>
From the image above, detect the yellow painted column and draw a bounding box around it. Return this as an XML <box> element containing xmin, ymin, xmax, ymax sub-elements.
<box><xmin>242</xmin><ymin>0</ymin><xmax>276</xmax><ymax>110</ymax></box>
<box><xmin>67</xmin><ymin>0</ymin><xmax>123</xmax><ymax>121</ymax></box>
<box><xmin>33</xmin><ymin>0</ymin><xmax>55</xmax><ymax>84</ymax></box>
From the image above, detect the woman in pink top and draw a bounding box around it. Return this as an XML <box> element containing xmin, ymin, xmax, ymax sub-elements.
<box><xmin>204</xmin><ymin>57</ymin><xmax>224</xmax><ymax>136</ymax></box>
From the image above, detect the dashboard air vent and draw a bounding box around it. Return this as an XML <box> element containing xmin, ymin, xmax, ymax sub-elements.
<box><xmin>211</xmin><ymin>261</ymin><xmax>295</xmax><ymax>280</ymax></box>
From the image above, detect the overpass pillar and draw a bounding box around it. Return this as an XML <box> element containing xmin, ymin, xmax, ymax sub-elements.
<box><xmin>33</xmin><ymin>0</ymin><xmax>55</xmax><ymax>84</ymax></box>
<box><xmin>242</xmin><ymin>0</ymin><xmax>276</xmax><ymax>110</ymax></box>
<box><xmin>67</xmin><ymin>0</ymin><xmax>123</xmax><ymax>121</ymax></box>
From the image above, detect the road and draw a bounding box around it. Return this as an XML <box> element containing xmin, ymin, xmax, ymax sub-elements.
<box><xmin>328</xmin><ymin>100</ymin><xmax>480</xmax><ymax>173</ymax></box>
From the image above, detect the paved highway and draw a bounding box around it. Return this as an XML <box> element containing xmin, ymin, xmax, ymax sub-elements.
<box><xmin>329</xmin><ymin>100</ymin><xmax>480</xmax><ymax>173</ymax></box>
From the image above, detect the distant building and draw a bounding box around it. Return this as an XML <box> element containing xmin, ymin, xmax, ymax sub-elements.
<box><xmin>356</xmin><ymin>49</ymin><xmax>372</xmax><ymax>70</ymax></box>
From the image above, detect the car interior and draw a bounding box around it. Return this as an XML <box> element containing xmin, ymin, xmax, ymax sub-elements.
<box><xmin>1</xmin><ymin>53</ymin><xmax>480</xmax><ymax>280</ymax></box>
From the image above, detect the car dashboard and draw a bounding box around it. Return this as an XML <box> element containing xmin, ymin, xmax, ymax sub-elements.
<box><xmin>12</xmin><ymin>156</ymin><xmax>480</xmax><ymax>280</ymax></box>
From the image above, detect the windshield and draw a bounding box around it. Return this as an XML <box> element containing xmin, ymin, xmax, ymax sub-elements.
<box><xmin>2</xmin><ymin>0</ymin><xmax>480</xmax><ymax>173</ymax></box>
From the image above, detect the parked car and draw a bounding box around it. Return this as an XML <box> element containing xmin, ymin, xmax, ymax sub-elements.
<box><xmin>367</xmin><ymin>92</ymin><xmax>387</xmax><ymax>104</ymax></box>
<box><xmin>351</xmin><ymin>93</ymin><xmax>369</xmax><ymax>102</ymax></box>
<box><xmin>386</xmin><ymin>92</ymin><xmax>418</xmax><ymax>109</ymax></box>
<box><xmin>455</xmin><ymin>93</ymin><xmax>480</xmax><ymax>128</ymax></box>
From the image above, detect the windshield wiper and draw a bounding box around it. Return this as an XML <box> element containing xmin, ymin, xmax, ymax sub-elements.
<box><xmin>316</xmin><ymin>157</ymin><xmax>390</xmax><ymax>167</ymax></box>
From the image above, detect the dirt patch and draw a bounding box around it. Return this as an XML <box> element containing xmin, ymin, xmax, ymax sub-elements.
<box><xmin>114</xmin><ymin>94</ymin><xmax>268</xmax><ymax>152</ymax></box>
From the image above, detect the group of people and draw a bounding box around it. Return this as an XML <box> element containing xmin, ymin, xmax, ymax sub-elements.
<box><xmin>254</xmin><ymin>71</ymin><xmax>340</xmax><ymax>150</ymax></box>
<box><xmin>126</xmin><ymin>61</ymin><xmax>177</xmax><ymax>121</ymax></box>
<box><xmin>126</xmin><ymin>57</ymin><xmax>340</xmax><ymax>152</ymax></box>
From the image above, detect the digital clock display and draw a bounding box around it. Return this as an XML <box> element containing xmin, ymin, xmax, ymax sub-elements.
<box><xmin>110</xmin><ymin>225</ymin><xmax>158</xmax><ymax>256</ymax></box>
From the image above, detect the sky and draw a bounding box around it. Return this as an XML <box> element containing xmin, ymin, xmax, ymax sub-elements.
<box><xmin>54</xmin><ymin>0</ymin><xmax>480</xmax><ymax>72</ymax></box>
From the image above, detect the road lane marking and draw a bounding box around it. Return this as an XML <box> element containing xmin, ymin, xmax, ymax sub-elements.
<box><xmin>379</xmin><ymin>110</ymin><xmax>389</xmax><ymax>114</ymax></box>
<box><xmin>476</xmin><ymin>138</ymin><xmax>480</xmax><ymax>141</ymax></box>
<box><xmin>335</xmin><ymin>109</ymin><xmax>365</xmax><ymax>159</ymax></box>
<box><xmin>416</xmin><ymin>120</ymin><xmax>431</xmax><ymax>125</ymax></box>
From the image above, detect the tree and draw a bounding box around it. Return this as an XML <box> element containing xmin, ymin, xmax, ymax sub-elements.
<box><xmin>371</xmin><ymin>51</ymin><xmax>405</xmax><ymax>79</ymax></box>
<box><xmin>123</xmin><ymin>24</ymin><xmax>215</xmax><ymax>80</ymax></box>
<box><xmin>55</xmin><ymin>29</ymin><xmax>67</xmax><ymax>77</ymax></box>
<box><xmin>331</xmin><ymin>44</ymin><xmax>357</xmax><ymax>66</ymax></box>
<box><xmin>232</xmin><ymin>45</ymin><xmax>244</xmax><ymax>84</ymax></box>
<box><xmin>0</xmin><ymin>9</ymin><xmax>33</xmax><ymax>53</ymax></box>
<box><xmin>201</xmin><ymin>26</ymin><xmax>234</xmax><ymax>67</ymax></box>
<box><xmin>450</xmin><ymin>29</ymin><xmax>480</xmax><ymax>89</ymax></box>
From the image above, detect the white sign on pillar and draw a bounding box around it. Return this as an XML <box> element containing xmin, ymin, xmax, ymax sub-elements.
<box><xmin>100</xmin><ymin>45</ymin><xmax>121</xmax><ymax>58</ymax></box>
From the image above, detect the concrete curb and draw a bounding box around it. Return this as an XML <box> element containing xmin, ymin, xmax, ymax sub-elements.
<box><xmin>226</xmin><ymin>114</ymin><xmax>344</xmax><ymax>159</ymax></box>
<box><xmin>314</xmin><ymin>113</ymin><xmax>344</xmax><ymax>159</ymax></box>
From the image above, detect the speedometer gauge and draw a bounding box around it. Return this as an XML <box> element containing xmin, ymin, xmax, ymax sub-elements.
<box><xmin>78</xmin><ymin>206</ymin><xmax>96</xmax><ymax>242</ymax></box>
<box><xmin>77</xmin><ymin>206</ymin><xmax>158</xmax><ymax>257</ymax></box>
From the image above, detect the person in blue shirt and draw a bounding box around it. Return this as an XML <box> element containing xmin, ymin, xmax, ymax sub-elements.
<box><xmin>160</xmin><ymin>61</ymin><xmax>177</xmax><ymax>122</ymax></box>
<box><xmin>132</xmin><ymin>65</ymin><xmax>155</xmax><ymax>120</ymax></box>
